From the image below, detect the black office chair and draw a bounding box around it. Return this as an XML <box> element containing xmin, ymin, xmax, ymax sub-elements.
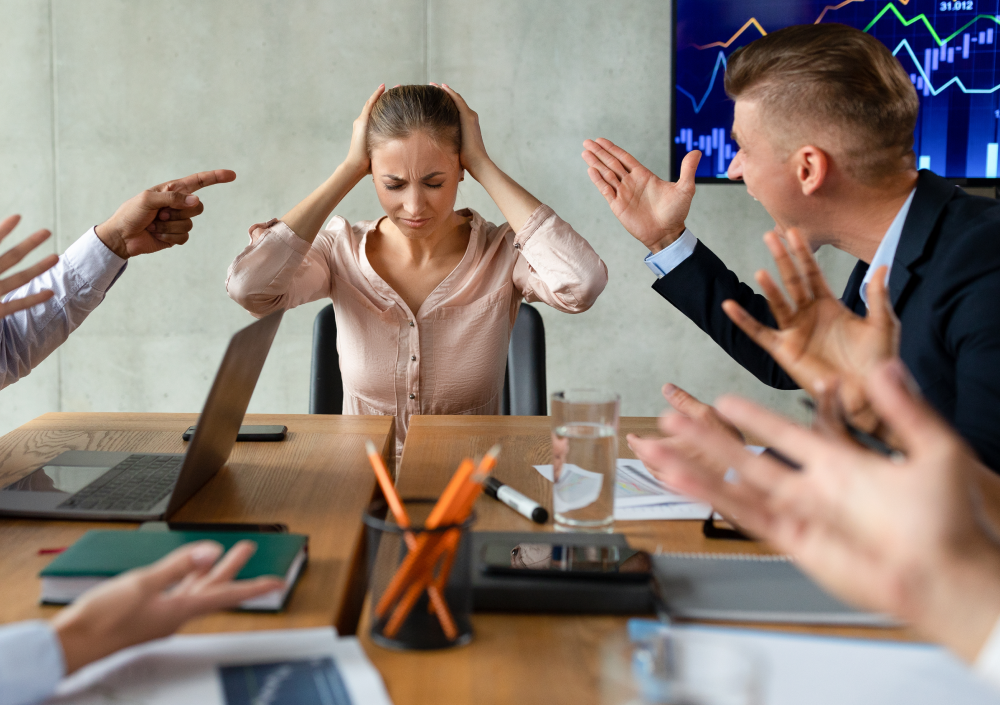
<box><xmin>309</xmin><ymin>302</ymin><xmax>547</xmax><ymax>415</ymax></box>
<box><xmin>309</xmin><ymin>304</ymin><xmax>344</xmax><ymax>415</ymax></box>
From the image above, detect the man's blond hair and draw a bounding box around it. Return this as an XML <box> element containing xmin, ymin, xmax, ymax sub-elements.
<box><xmin>724</xmin><ymin>24</ymin><xmax>919</xmax><ymax>184</ymax></box>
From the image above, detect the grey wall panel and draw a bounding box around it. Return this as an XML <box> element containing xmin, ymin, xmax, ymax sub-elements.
<box><xmin>48</xmin><ymin>0</ymin><xmax>425</xmax><ymax>420</ymax></box>
<box><xmin>0</xmin><ymin>0</ymin><xmax>60</xmax><ymax>432</ymax></box>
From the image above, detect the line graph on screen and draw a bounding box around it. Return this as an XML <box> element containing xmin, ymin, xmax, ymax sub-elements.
<box><xmin>674</xmin><ymin>1</ymin><xmax>1000</xmax><ymax>180</ymax></box>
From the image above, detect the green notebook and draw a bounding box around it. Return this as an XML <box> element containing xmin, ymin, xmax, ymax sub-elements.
<box><xmin>40</xmin><ymin>530</ymin><xmax>308</xmax><ymax>612</ymax></box>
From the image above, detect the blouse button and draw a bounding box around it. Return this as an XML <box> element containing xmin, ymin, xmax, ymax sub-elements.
<box><xmin>408</xmin><ymin>320</ymin><xmax>415</xmax><ymax>327</ymax></box>
<box><xmin>408</xmin><ymin>393</ymin><xmax>416</xmax><ymax>400</ymax></box>
<box><xmin>514</xmin><ymin>242</ymin><xmax>521</xmax><ymax>249</ymax></box>
<box><xmin>411</xmin><ymin>355</ymin><xmax>417</xmax><ymax>361</ymax></box>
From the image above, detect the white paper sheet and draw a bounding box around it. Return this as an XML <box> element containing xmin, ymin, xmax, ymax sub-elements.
<box><xmin>667</xmin><ymin>624</ymin><xmax>999</xmax><ymax>705</ymax></box>
<box><xmin>552</xmin><ymin>463</ymin><xmax>605</xmax><ymax>513</ymax></box>
<box><xmin>47</xmin><ymin>628</ymin><xmax>392</xmax><ymax>705</ymax></box>
<box><xmin>534</xmin><ymin>460</ymin><xmax>711</xmax><ymax>521</ymax></box>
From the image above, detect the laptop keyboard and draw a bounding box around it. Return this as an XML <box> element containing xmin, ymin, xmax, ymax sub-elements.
<box><xmin>57</xmin><ymin>454</ymin><xmax>184</xmax><ymax>512</ymax></box>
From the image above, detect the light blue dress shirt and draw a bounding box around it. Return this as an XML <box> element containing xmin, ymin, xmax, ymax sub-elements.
<box><xmin>0</xmin><ymin>227</ymin><xmax>126</xmax><ymax>389</ymax></box>
<box><xmin>857</xmin><ymin>189</ymin><xmax>916</xmax><ymax>308</ymax></box>
<box><xmin>644</xmin><ymin>189</ymin><xmax>916</xmax><ymax>311</ymax></box>
<box><xmin>0</xmin><ymin>621</ymin><xmax>64</xmax><ymax>705</ymax></box>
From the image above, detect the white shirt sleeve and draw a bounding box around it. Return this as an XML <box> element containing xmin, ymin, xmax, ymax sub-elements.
<box><xmin>0</xmin><ymin>227</ymin><xmax>126</xmax><ymax>390</ymax></box>
<box><xmin>975</xmin><ymin>614</ymin><xmax>1000</xmax><ymax>693</ymax></box>
<box><xmin>0</xmin><ymin>620</ymin><xmax>65</xmax><ymax>705</ymax></box>
<box><xmin>643</xmin><ymin>229</ymin><xmax>698</xmax><ymax>277</ymax></box>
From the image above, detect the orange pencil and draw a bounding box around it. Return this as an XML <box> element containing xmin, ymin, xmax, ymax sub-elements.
<box><xmin>365</xmin><ymin>440</ymin><xmax>409</xmax><ymax>525</ymax></box>
<box><xmin>431</xmin><ymin>444</ymin><xmax>500</xmax><ymax>596</ymax></box>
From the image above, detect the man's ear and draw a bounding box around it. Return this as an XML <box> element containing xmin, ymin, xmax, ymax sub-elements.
<box><xmin>794</xmin><ymin>145</ymin><xmax>829</xmax><ymax>196</ymax></box>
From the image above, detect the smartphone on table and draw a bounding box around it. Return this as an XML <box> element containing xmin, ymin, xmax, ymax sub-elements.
<box><xmin>479</xmin><ymin>541</ymin><xmax>652</xmax><ymax>581</ymax></box>
<box><xmin>182</xmin><ymin>424</ymin><xmax>287</xmax><ymax>442</ymax></box>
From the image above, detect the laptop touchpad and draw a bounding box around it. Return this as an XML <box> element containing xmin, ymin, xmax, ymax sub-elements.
<box><xmin>3</xmin><ymin>465</ymin><xmax>111</xmax><ymax>495</ymax></box>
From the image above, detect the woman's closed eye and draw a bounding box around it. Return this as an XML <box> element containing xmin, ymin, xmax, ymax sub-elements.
<box><xmin>382</xmin><ymin>181</ymin><xmax>445</xmax><ymax>191</ymax></box>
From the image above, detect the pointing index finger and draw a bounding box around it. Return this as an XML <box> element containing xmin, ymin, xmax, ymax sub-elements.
<box><xmin>159</xmin><ymin>169</ymin><xmax>237</xmax><ymax>195</ymax></box>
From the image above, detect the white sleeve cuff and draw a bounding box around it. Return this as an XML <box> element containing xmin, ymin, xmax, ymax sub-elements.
<box><xmin>644</xmin><ymin>229</ymin><xmax>697</xmax><ymax>277</ymax></box>
<box><xmin>975</xmin><ymin>614</ymin><xmax>1000</xmax><ymax>692</ymax></box>
<box><xmin>61</xmin><ymin>228</ymin><xmax>128</xmax><ymax>294</ymax></box>
<box><xmin>0</xmin><ymin>620</ymin><xmax>65</xmax><ymax>705</ymax></box>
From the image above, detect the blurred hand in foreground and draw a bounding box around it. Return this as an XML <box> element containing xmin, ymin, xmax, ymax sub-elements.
<box><xmin>630</xmin><ymin>359</ymin><xmax>1000</xmax><ymax>663</ymax></box>
<box><xmin>722</xmin><ymin>228</ymin><xmax>899</xmax><ymax>436</ymax></box>
<box><xmin>52</xmin><ymin>540</ymin><xmax>283</xmax><ymax>674</ymax></box>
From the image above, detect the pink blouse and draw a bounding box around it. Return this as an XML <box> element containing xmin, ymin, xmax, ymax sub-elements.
<box><xmin>226</xmin><ymin>205</ymin><xmax>608</xmax><ymax>461</ymax></box>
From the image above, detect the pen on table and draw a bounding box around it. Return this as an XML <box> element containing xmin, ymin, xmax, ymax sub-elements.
<box><xmin>799</xmin><ymin>398</ymin><xmax>896</xmax><ymax>457</ymax></box>
<box><xmin>484</xmin><ymin>477</ymin><xmax>549</xmax><ymax>524</ymax></box>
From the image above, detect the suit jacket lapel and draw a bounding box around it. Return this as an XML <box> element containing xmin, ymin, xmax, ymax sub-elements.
<box><xmin>889</xmin><ymin>170</ymin><xmax>956</xmax><ymax>307</ymax></box>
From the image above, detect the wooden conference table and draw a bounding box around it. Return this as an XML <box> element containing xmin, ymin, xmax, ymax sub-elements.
<box><xmin>0</xmin><ymin>412</ymin><xmax>395</xmax><ymax>635</ymax></box>
<box><xmin>359</xmin><ymin>415</ymin><xmax>919</xmax><ymax>705</ymax></box>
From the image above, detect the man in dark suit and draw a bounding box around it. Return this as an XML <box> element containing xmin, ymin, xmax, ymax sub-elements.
<box><xmin>583</xmin><ymin>24</ymin><xmax>1000</xmax><ymax>471</ymax></box>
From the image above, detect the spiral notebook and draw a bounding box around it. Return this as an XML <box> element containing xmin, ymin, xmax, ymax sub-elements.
<box><xmin>652</xmin><ymin>553</ymin><xmax>896</xmax><ymax>626</ymax></box>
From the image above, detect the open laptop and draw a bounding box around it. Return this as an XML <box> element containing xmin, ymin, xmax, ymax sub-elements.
<box><xmin>0</xmin><ymin>310</ymin><xmax>283</xmax><ymax>521</ymax></box>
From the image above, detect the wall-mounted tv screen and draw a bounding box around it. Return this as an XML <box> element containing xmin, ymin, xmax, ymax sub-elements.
<box><xmin>673</xmin><ymin>1</ymin><xmax>1000</xmax><ymax>183</ymax></box>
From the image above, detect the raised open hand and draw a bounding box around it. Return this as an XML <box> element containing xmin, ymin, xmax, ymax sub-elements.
<box><xmin>52</xmin><ymin>540</ymin><xmax>283</xmax><ymax>674</ymax></box>
<box><xmin>348</xmin><ymin>84</ymin><xmax>386</xmax><ymax>178</ymax></box>
<box><xmin>96</xmin><ymin>169</ymin><xmax>237</xmax><ymax>259</ymax></box>
<box><xmin>0</xmin><ymin>214</ymin><xmax>59</xmax><ymax>317</ymax></box>
<box><xmin>722</xmin><ymin>228</ymin><xmax>899</xmax><ymax>433</ymax></box>
<box><xmin>436</xmin><ymin>83</ymin><xmax>491</xmax><ymax>178</ymax></box>
<box><xmin>627</xmin><ymin>383</ymin><xmax>743</xmax><ymax>492</ymax></box>
<box><xmin>582</xmin><ymin>139</ymin><xmax>700</xmax><ymax>252</ymax></box>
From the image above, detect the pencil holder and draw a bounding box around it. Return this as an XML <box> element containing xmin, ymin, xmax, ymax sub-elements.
<box><xmin>363</xmin><ymin>498</ymin><xmax>475</xmax><ymax>650</ymax></box>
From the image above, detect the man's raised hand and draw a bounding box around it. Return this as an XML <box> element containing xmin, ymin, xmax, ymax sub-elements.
<box><xmin>96</xmin><ymin>169</ymin><xmax>237</xmax><ymax>259</ymax></box>
<box><xmin>582</xmin><ymin>139</ymin><xmax>700</xmax><ymax>253</ymax></box>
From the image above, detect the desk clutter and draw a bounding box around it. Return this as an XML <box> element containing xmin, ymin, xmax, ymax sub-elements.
<box><xmin>40</xmin><ymin>528</ymin><xmax>307</xmax><ymax>612</ymax></box>
<box><xmin>0</xmin><ymin>413</ymin><xmax>979</xmax><ymax>704</ymax></box>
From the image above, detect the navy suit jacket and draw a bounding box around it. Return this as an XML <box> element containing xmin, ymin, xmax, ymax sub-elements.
<box><xmin>653</xmin><ymin>170</ymin><xmax>1000</xmax><ymax>471</ymax></box>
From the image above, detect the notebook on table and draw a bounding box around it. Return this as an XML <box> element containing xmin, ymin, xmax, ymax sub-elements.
<box><xmin>653</xmin><ymin>552</ymin><xmax>896</xmax><ymax>626</ymax></box>
<box><xmin>40</xmin><ymin>528</ymin><xmax>307</xmax><ymax>611</ymax></box>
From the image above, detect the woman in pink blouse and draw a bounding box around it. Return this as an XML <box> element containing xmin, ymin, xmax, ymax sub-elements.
<box><xmin>227</xmin><ymin>84</ymin><xmax>608</xmax><ymax>460</ymax></box>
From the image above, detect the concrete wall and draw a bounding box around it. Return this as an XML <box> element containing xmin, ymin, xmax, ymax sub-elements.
<box><xmin>0</xmin><ymin>0</ymin><xmax>859</xmax><ymax>435</ymax></box>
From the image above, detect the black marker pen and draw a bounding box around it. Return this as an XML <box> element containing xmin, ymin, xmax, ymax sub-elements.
<box><xmin>484</xmin><ymin>477</ymin><xmax>549</xmax><ymax>524</ymax></box>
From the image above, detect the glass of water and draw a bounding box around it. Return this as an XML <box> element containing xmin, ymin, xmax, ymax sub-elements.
<box><xmin>550</xmin><ymin>389</ymin><xmax>620</xmax><ymax>532</ymax></box>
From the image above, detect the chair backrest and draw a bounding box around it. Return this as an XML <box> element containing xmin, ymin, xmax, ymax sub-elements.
<box><xmin>309</xmin><ymin>302</ymin><xmax>547</xmax><ymax>416</ymax></box>
<box><xmin>501</xmin><ymin>303</ymin><xmax>548</xmax><ymax>416</ymax></box>
<box><xmin>309</xmin><ymin>304</ymin><xmax>343</xmax><ymax>414</ymax></box>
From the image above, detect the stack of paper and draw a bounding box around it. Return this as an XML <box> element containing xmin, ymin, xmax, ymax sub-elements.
<box><xmin>533</xmin><ymin>459</ymin><xmax>711</xmax><ymax>521</ymax></box>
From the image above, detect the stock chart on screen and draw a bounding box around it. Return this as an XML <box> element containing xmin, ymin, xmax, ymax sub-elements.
<box><xmin>673</xmin><ymin>1</ymin><xmax>1000</xmax><ymax>182</ymax></box>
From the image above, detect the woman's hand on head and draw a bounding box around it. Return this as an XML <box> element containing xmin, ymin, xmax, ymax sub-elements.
<box><xmin>343</xmin><ymin>84</ymin><xmax>385</xmax><ymax>180</ymax></box>
<box><xmin>435</xmin><ymin>84</ymin><xmax>491</xmax><ymax>179</ymax></box>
